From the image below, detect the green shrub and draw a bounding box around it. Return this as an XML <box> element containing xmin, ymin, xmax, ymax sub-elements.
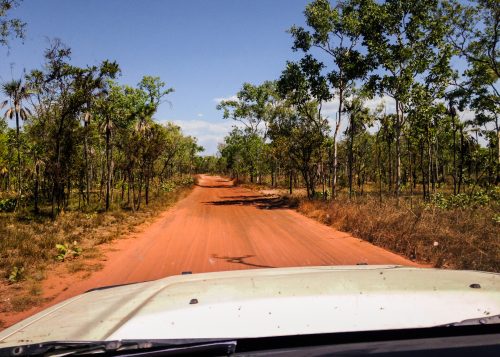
<box><xmin>429</xmin><ymin>189</ymin><xmax>494</xmax><ymax>210</ymax></box>
<box><xmin>8</xmin><ymin>266</ymin><xmax>25</xmax><ymax>283</ymax></box>
<box><xmin>0</xmin><ymin>198</ymin><xmax>16</xmax><ymax>212</ymax></box>
<box><xmin>55</xmin><ymin>241</ymin><xmax>82</xmax><ymax>262</ymax></box>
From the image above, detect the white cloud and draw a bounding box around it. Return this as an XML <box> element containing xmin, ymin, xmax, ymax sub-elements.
<box><xmin>213</xmin><ymin>95</ymin><xmax>238</xmax><ymax>104</ymax></box>
<box><xmin>321</xmin><ymin>95</ymin><xmax>396</xmax><ymax>120</ymax></box>
<box><xmin>322</xmin><ymin>98</ymin><xmax>340</xmax><ymax>118</ymax></box>
<box><xmin>364</xmin><ymin>95</ymin><xmax>396</xmax><ymax>114</ymax></box>
<box><xmin>318</xmin><ymin>95</ymin><xmax>397</xmax><ymax>137</ymax></box>
<box><xmin>169</xmin><ymin>119</ymin><xmax>235</xmax><ymax>155</ymax></box>
<box><xmin>458</xmin><ymin>108</ymin><xmax>475</xmax><ymax>121</ymax></box>
<box><xmin>197</xmin><ymin>113</ymin><xmax>204</xmax><ymax>117</ymax></box>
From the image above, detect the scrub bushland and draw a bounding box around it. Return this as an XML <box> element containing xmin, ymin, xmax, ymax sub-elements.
<box><xmin>296</xmin><ymin>191</ymin><xmax>499</xmax><ymax>272</ymax></box>
<box><xmin>0</xmin><ymin>180</ymin><xmax>193</xmax><ymax>285</ymax></box>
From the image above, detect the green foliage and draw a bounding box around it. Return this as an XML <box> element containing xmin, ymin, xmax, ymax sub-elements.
<box><xmin>215</xmin><ymin>0</ymin><xmax>498</xmax><ymax>204</ymax></box>
<box><xmin>55</xmin><ymin>241</ymin><xmax>82</xmax><ymax>262</ymax></box>
<box><xmin>0</xmin><ymin>35</ymin><xmax>203</xmax><ymax>215</ymax></box>
<box><xmin>8</xmin><ymin>265</ymin><xmax>24</xmax><ymax>283</ymax></box>
<box><xmin>0</xmin><ymin>197</ymin><xmax>16</xmax><ymax>211</ymax></box>
<box><xmin>176</xmin><ymin>176</ymin><xmax>195</xmax><ymax>186</ymax></box>
<box><xmin>161</xmin><ymin>182</ymin><xmax>176</xmax><ymax>193</ymax></box>
<box><xmin>428</xmin><ymin>190</ymin><xmax>494</xmax><ymax>210</ymax></box>
<box><xmin>0</xmin><ymin>0</ymin><xmax>26</xmax><ymax>47</ymax></box>
<box><xmin>217</xmin><ymin>81</ymin><xmax>277</xmax><ymax>134</ymax></box>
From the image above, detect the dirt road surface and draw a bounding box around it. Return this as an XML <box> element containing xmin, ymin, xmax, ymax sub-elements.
<box><xmin>2</xmin><ymin>175</ymin><xmax>418</xmax><ymax>328</ymax></box>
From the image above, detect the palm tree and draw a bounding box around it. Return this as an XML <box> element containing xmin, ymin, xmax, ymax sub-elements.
<box><xmin>1</xmin><ymin>79</ymin><xmax>31</xmax><ymax>208</ymax></box>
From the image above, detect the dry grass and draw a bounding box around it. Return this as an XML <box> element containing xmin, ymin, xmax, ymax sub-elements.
<box><xmin>0</xmin><ymin>184</ymin><xmax>193</xmax><ymax>313</ymax></box>
<box><xmin>9</xmin><ymin>295</ymin><xmax>46</xmax><ymax>312</ymax></box>
<box><xmin>297</xmin><ymin>196</ymin><xmax>500</xmax><ymax>272</ymax></box>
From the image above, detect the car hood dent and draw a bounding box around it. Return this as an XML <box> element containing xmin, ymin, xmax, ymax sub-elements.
<box><xmin>0</xmin><ymin>265</ymin><xmax>499</xmax><ymax>346</ymax></box>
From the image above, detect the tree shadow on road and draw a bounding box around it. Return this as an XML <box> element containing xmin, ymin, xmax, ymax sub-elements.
<box><xmin>204</xmin><ymin>195</ymin><xmax>297</xmax><ymax>210</ymax></box>
<box><xmin>195</xmin><ymin>184</ymin><xmax>234</xmax><ymax>189</ymax></box>
<box><xmin>211</xmin><ymin>254</ymin><xmax>274</xmax><ymax>268</ymax></box>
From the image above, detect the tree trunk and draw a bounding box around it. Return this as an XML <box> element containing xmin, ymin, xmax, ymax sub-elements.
<box><xmin>458</xmin><ymin>126</ymin><xmax>464</xmax><ymax>194</ymax></box>
<box><xmin>408</xmin><ymin>139</ymin><xmax>413</xmax><ymax>209</ymax></box>
<box><xmin>395</xmin><ymin>100</ymin><xmax>402</xmax><ymax>204</ymax></box>
<box><xmin>420</xmin><ymin>140</ymin><xmax>426</xmax><ymax>200</ymax></box>
<box><xmin>452</xmin><ymin>116</ymin><xmax>457</xmax><ymax>194</ymax></box>
<box><xmin>84</xmin><ymin>125</ymin><xmax>90</xmax><ymax>205</ymax></box>
<box><xmin>34</xmin><ymin>162</ymin><xmax>40</xmax><ymax>213</ymax></box>
<box><xmin>496</xmin><ymin>118</ymin><xmax>500</xmax><ymax>184</ymax></box>
<box><xmin>105</xmin><ymin>120</ymin><xmax>112</xmax><ymax>211</ymax></box>
<box><xmin>15</xmin><ymin>109</ymin><xmax>21</xmax><ymax>210</ymax></box>
<box><xmin>388</xmin><ymin>139</ymin><xmax>393</xmax><ymax>192</ymax></box>
<box><xmin>348</xmin><ymin>112</ymin><xmax>354</xmax><ymax>199</ymax></box>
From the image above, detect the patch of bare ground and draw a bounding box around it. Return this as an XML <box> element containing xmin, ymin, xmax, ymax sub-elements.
<box><xmin>0</xmin><ymin>185</ymin><xmax>193</xmax><ymax>325</ymax></box>
<box><xmin>295</xmin><ymin>196</ymin><xmax>499</xmax><ymax>272</ymax></box>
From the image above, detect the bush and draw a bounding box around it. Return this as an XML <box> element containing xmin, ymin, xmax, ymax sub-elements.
<box><xmin>0</xmin><ymin>198</ymin><xmax>16</xmax><ymax>212</ymax></box>
<box><xmin>55</xmin><ymin>241</ymin><xmax>82</xmax><ymax>262</ymax></box>
<box><xmin>161</xmin><ymin>182</ymin><xmax>176</xmax><ymax>192</ymax></box>
<box><xmin>428</xmin><ymin>189</ymin><xmax>495</xmax><ymax>210</ymax></box>
<box><xmin>8</xmin><ymin>266</ymin><xmax>25</xmax><ymax>283</ymax></box>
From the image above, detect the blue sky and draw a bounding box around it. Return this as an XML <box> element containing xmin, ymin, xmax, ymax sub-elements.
<box><xmin>1</xmin><ymin>0</ymin><xmax>312</xmax><ymax>154</ymax></box>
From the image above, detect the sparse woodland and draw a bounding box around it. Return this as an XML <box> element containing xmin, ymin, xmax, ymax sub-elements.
<box><xmin>216</xmin><ymin>0</ymin><xmax>499</xmax><ymax>202</ymax></box>
<box><xmin>0</xmin><ymin>40</ymin><xmax>202</xmax><ymax>216</ymax></box>
<box><xmin>0</xmin><ymin>0</ymin><xmax>498</xmax><ymax>292</ymax></box>
<box><xmin>213</xmin><ymin>0</ymin><xmax>499</xmax><ymax>270</ymax></box>
<box><xmin>0</xmin><ymin>1</ymin><xmax>202</xmax><ymax>286</ymax></box>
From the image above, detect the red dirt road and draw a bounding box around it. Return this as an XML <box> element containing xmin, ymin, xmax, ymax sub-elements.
<box><xmin>2</xmin><ymin>175</ymin><xmax>418</xmax><ymax>328</ymax></box>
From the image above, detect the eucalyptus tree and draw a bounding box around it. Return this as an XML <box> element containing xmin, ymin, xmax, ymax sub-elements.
<box><xmin>278</xmin><ymin>56</ymin><xmax>331</xmax><ymax>128</ymax></box>
<box><xmin>277</xmin><ymin>56</ymin><xmax>332</xmax><ymax>197</ymax></box>
<box><xmin>343</xmin><ymin>94</ymin><xmax>371</xmax><ymax>198</ymax></box>
<box><xmin>289</xmin><ymin>0</ymin><xmax>371</xmax><ymax>198</ymax></box>
<box><xmin>217</xmin><ymin>81</ymin><xmax>277</xmax><ymax>136</ymax></box>
<box><xmin>27</xmin><ymin>40</ymin><xmax>119</xmax><ymax>215</ymax></box>
<box><xmin>446</xmin><ymin>0</ymin><xmax>499</xmax><ymax>182</ymax></box>
<box><xmin>219</xmin><ymin>128</ymin><xmax>249</xmax><ymax>181</ymax></box>
<box><xmin>217</xmin><ymin>81</ymin><xmax>279</xmax><ymax>182</ymax></box>
<box><xmin>135</xmin><ymin>76</ymin><xmax>174</xmax><ymax>209</ymax></box>
<box><xmin>100</xmin><ymin>77</ymin><xmax>173</xmax><ymax>211</ymax></box>
<box><xmin>94</xmin><ymin>82</ymin><xmax>123</xmax><ymax>211</ymax></box>
<box><xmin>158</xmin><ymin>122</ymin><xmax>187</xmax><ymax>181</ymax></box>
<box><xmin>267</xmin><ymin>100</ymin><xmax>329</xmax><ymax>198</ymax></box>
<box><xmin>137</xmin><ymin>76</ymin><xmax>174</xmax><ymax>127</ymax></box>
<box><xmin>357</xmin><ymin>0</ymin><xmax>452</xmax><ymax>202</ymax></box>
<box><xmin>0</xmin><ymin>0</ymin><xmax>25</xmax><ymax>47</ymax></box>
<box><xmin>1</xmin><ymin>79</ymin><xmax>31</xmax><ymax>207</ymax></box>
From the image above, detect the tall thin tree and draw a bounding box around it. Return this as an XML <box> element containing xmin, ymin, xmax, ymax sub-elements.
<box><xmin>1</xmin><ymin>79</ymin><xmax>31</xmax><ymax>208</ymax></box>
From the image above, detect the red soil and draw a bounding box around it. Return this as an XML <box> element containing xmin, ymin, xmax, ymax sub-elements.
<box><xmin>1</xmin><ymin>175</ymin><xmax>419</xmax><ymax>328</ymax></box>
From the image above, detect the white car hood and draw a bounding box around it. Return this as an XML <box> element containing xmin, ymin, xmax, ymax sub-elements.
<box><xmin>1</xmin><ymin>265</ymin><xmax>499</xmax><ymax>347</ymax></box>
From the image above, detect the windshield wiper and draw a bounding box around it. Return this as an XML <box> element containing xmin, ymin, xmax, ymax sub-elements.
<box><xmin>0</xmin><ymin>339</ymin><xmax>237</xmax><ymax>356</ymax></box>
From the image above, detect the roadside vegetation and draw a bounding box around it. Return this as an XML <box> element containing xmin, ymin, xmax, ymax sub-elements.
<box><xmin>297</xmin><ymin>192</ymin><xmax>499</xmax><ymax>272</ymax></box>
<box><xmin>0</xmin><ymin>180</ymin><xmax>192</xmax><ymax>318</ymax></box>
<box><xmin>207</xmin><ymin>0</ymin><xmax>499</xmax><ymax>272</ymax></box>
<box><xmin>0</xmin><ymin>1</ymin><xmax>203</xmax><ymax>292</ymax></box>
<box><xmin>0</xmin><ymin>0</ymin><xmax>498</xmax><ymax>315</ymax></box>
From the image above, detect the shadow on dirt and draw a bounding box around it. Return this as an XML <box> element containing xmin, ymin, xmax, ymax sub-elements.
<box><xmin>204</xmin><ymin>195</ymin><xmax>297</xmax><ymax>210</ymax></box>
<box><xmin>211</xmin><ymin>254</ymin><xmax>274</xmax><ymax>268</ymax></box>
<box><xmin>195</xmin><ymin>184</ymin><xmax>234</xmax><ymax>189</ymax></box>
